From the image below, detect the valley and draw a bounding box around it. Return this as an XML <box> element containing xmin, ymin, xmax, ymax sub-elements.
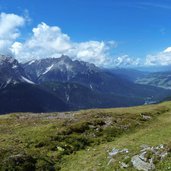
<box><xmin>1</xmin><ymin>1</ymin><xmax>171</xmax><ymax>171</ymax></box>
<box><xmin>0</xmin><ymin>55</ymin><xmax>171</xmax><ymax>114</ymax></box>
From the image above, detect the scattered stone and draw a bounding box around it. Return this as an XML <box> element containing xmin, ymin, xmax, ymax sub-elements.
<box><xmin>140</xmin><ymin>144</ymin><xmax>150</xmax><ymax>150</ymax></box>
<box><xmin>108</xmin><ymin>148</ymin><xmax>129</xmax><ymax>157</ymax></box>
<box><xmin>57</xmin><ymin>146</ymin><xmax>64</xmax><ymax>152</ymax></box>
<box><xmin>142</xmin><ymin>115</ymin><xmax>152</xmax><ymax>120</ymax></box>
<box><xmin>140</xmin><ymin>113</ymin><xmax>152</xmax><ymax>120</ymax></box>
<box><xmin>107</xmin><ymin>144</ymin><xmax>169</xmax><ymax>170</ymax></box>
<box><xmin>159</xmin><ymin>144</ymin><xmax>164</xmax><ymax>149</ymax></box>
<box><xmin>132</xmin><ymin>144</ymin><xmax>169</xmax><ymax>170</ymax></box>
<box><xmin>120</xmin><ymin>148</ymin><xmax>129</xmax><ymax>153</ymax></box>
<box><xmin>108</xmin><ymin>148</ymin><xmax>119</xmax><ymax>157</ymax></box>
<box><xmin>139</xmin><ymin>151</ymin><xmax>147</xmax><ymax>162</ymax></box>
<box><xmin>120</xmin><ymin>162</ymin><xmax>129</xmax><ymax>168</ymax></box>
<box><xmin>131</xmin><ymin>155</ymin><xmax>155</xmax><ymax>171</ymax></box>
<box><xmin>160</xmin><ymin>151</ymin><xmax>168</xmax><ymax>160</ymax></box>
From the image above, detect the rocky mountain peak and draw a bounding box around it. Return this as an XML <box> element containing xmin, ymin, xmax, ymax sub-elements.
<box><xmin>0</xmin><ymin>55</ymin><xmax>17</xmax><ymax>65</ymax></box>
<box><xmin>0</xmin><ymin>54</ymin><xmax>34</xmax><ymax>87</ymax></box>
<box><xmin>59</xmin><ymin>55</ymin><xmax>72</xmax><ymax>62</ymax></box>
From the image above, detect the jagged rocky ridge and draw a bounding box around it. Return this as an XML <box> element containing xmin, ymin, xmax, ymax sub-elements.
<box><xmin>0</xmin><ymin>55</ymin><xmax>34</xmax><ymax>88</ymax></box>
<box><xmin>0</xmin><ymin>54</ymin><xmax>171</xmax><ymax>114</ymax></box>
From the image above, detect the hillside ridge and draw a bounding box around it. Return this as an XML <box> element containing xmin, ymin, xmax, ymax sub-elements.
<box><xmin>0</xmin><ymin>101</ymin><xmax>171</xmax><ymax>170</ymax></box>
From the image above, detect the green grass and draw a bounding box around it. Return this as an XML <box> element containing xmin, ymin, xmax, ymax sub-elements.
<box><xmin>0</xmin><ymin>102</ymin><xmax>171</xmax><ymax>170</ymax></box>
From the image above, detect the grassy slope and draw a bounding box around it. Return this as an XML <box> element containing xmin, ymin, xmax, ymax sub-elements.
<box><xmin>0</xmin><ymin>102</ymin><xmax>171</xmax><ymax>170</ymax></box>
<box><xmin>61</xmin><ymin>103</ymin><xmax>171</xmax><ymax>171</ymax></box>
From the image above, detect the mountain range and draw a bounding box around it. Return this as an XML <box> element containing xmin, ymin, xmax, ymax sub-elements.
<box><xmin>0</xmin><ymin>54</ymin><xmax>171</xmax><ymax>114</ymax></box>
<box><xmin>135</xmin><ymin>71</ymin><xmax>171</xmax><ymax>90</ymax></box>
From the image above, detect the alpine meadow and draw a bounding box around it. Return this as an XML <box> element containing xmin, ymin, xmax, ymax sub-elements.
<box><xmin>0</xmin><ymin>0</ymin><xmax>171</xmax><ymax>170</ymax></box>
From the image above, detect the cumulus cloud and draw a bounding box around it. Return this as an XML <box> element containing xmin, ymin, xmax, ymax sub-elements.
<box><xmin>0</xmin><ymin>12</ymin><xmax>140</xmax><ymax>67</ymax></box>
<box><xmin>145</xmin><ymin>47</ymin><xmax>171</xmax><ymax>66</ymax></box>
<box><xmin>112</xmin><ymin>55</ymin><xmax>141</xmax><ymax>67</ymax></box>
<box><xmin>69</xmin><ymin>41</ymin><xmax>117</xmax><ymax>66</ymax></box>
<box><xmin>164</xmin><ymin>47</ymin><xmax>171</xmax><ymax>53</ymax></box>
<box><xmin>0</xmin><ymin>13</ymin><xmax>25</xmax><ymax>55</ymax></box>
<box><xmin>11</xmin><ymin>22</ymin><xmax>118</xmax><ymax>66</ymax></box>
<box><xmin>11</xmin><ymin>22</ymin><xmax>72</xmax><ymax>61</ymax></box>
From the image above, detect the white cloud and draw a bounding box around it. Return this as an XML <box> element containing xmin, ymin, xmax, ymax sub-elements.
<box><xmin>11</xmin><ymin>22</ymin><xmax>118</xmax><ymax>67</ymax></box>
<box><xmin>0</xmin><ymin>13</ymin><xmax>25</xmax><ymax>55</ymax></box>
<box><xmin>11</xmin><ymin>22</ymin><xmax>73</xmax><ymax>61</ymax></box>
<box><xmin>164</xmin><ymin>47</ymin><xmax>171</xmax><ymax>53</ymax></box>
<box><xmin>0</xmin><ymin>13</ymin><xmax>140</xmax><ymax>67</ymax></box>
<box><xmin>68</xmin><ymin>41</ymin><xmax>117</xmax><ymax>66</ymax></box>
<box><xmin>11</xmin><ymin>23</ymin><xmax>119</xmax><ymax>66</ymax></box>
<box><xmin>146</xmin><ymin>47</ymin><xmax>171</xmax><ymax>66</ymax></box>
<box><xmin>112</xmin><ymin>55</ymin><xmax>141</xmax><ymax>67</ymax></box>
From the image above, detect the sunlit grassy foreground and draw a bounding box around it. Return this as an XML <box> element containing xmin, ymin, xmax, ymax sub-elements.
<box><xmin>0</xmin><ymin>102</ymin><xmax>171</xmax><ymax>170</ymax></box>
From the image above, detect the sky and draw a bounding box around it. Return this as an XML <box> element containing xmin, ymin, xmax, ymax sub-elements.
<box><xmin>1</xmin><ymin>0</ymin><xmax>171</xmax><ymax>67</ymax></box>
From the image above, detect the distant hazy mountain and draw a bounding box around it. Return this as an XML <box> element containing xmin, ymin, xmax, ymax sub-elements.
<box><xmin>23</xmin><ymin>55</ymin><xmax>171</xmax><ymax>107</ymax></box>
<box><xmin>23</xmin><ymin>56</ymin><xmax>153</xmax><ymax>95</ymax></box>
<box><xmin>134</xmin><ymin>65</ymin><xmax>171</xmax><ymax>72</ymax></box>
<box><xmin>106</xmin><ymin>68</ymin><xmax>148</xmax><ymax>81</ymax></box>
<box><xmin>0</xmin><ymin>54</ymin><xmax>171</xmax><ymax>114</ymax></box>
<box><xmin>135</xmin><ymin>71</ymin><xmax>171</xmax><ymax>90</ymax></box>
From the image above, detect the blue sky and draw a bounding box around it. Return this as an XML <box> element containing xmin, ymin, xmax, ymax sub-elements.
<box><xmin>1</xmin><ymin>0</ymin><xmax>171</xmax><ymax>67</ymax></box>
